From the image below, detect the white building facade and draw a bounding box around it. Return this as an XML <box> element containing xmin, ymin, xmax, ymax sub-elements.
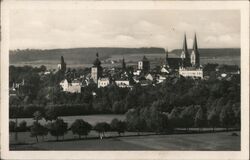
<box><xmin>60</xmin><ymin>79</ymin><xmax>82</xmax><ymax>93</ymax></box>
<box><xmin>179</xmin><ymin>67</ymin><xmax>203</xmax><ymax>79</ymax></box>
<box><xmin>115</xmin><ymin>80</ymin><xmax>130</xmax><ymax>88</ymax></box>
<box><xmin>98</xmin><ymin>78</ymin><xmax>110</xmax><ymax>88</ymax></box>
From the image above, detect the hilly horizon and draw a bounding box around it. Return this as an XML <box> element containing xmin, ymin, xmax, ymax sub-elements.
<box><xmin>9</xmin><ymin>47</ymin><xmax>240</xmax><ymax>68</ymax></box>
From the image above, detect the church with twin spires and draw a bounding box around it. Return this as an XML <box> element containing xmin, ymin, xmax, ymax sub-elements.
<box><xmin>166</xmin><ymin>33</ymin><xmax>203</xmax><ymax>79</ymax></box>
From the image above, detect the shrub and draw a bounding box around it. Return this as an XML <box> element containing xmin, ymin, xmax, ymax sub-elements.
<box><xmin>94</xmin><ymin>122</ymin><xmax>110</xmax><ymax>139</ymax></box>
<box><xmin>47</xmin><ymin>118</ymin><xmax>68</xmax><ymax>141</ymax></box>
<box><xmin>18</xmin><ymin>120</ymin><xmax>28</xmax><ymax>132</ymax></box>
<box><xmin>9</xmin><ymin>121</ymin><xmax>16</xmax><ymax>132</ymax></box>
<box><xmin>71</xmin><ymin>119</ymin><xmax>92</xmax><ymax>139</ymax></box>
<box><xmin>110</xmin><ymin>118</ymin><xmax>126</xmax><ymax>136</ymax></box>
<box><xmin>30</xmin><ymin>122</ymin><xmax>48</xmax><ymax>143</ymax></box>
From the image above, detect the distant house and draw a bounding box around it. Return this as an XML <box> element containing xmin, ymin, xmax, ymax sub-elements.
<box><xmin>10</xmin><ymin>79</ymin><xmax>25</xmax><ymax>91</ymax></box>
<box><xmin>160</xmin><ymin>66</ymin><xmax>169</xmax><ymax>73</ymax></box>
<box><xmin>115</xmin><ymin>79</ymin><xmax>131</xmax><ymax>88</ymax></box>
<box><xmin>98</xmin><ymin>78</ymin><xmax>110</xmax><ymax>88</ymax></box>
<box><xmin>133</xmin><ymin>76</ymin><xmax>140</xmax><ymax>83</ymax></box>
<box><xmin>140</xmin><ymin>79</ymin><xmax>152</xmax><ymax>86</ymax></box>
<box><xmin>133</xmin><ymin>70</ymin><xmax>141</xmax><ymax>76</ymax></box>
<box><xmin>157</xmin><ymin>74</ymin><xmax>167</xmax><ymax>83</ymax></box>
<box><xmin>60</xmin><ymin>79</ymin><xmax>82</xmax><ymax>93</ymax></box>
<box><xmin>145</xmin><ymin>73</ymin><xmax>154</xmax><ymax>81</ymax></box>
<box><xmin>179</xmin><ymin>67</ymin><xmax>203</xmax><ymax>79</ymax></box>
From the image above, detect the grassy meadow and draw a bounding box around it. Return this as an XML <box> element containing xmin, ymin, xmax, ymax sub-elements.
<box><xmin>10</xmin><ymin>131</ymin><xmax>240</xmax><ymax>151</ymax></box>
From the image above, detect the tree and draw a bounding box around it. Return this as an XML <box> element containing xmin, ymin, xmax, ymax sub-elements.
<box><xmin>47</xmin><ymin>119</ymin><xmax>68</xmax><ymax>141</ymax></box>
<box><xmin>147</xmin><ymin>102</ymin><xmax>169</xmax><ymax>133</ymax></box>
<box><xmin>19</xmin><ymin>120</ymin><xmax>28</xmax><ymax>132</ymax></box>
<box><xmin>9</xmin><ymin>121</ymin><xmax>16</xmax><ymax>133</ymax></box>
<box><xmin>125</xmin><ymin>108</ymin><xmax>146</xmax><ymax>135</ymax></box>
<box><xmin>168</xmin><ymin>107</ymin><xmax>181</xmax><ymax>131</ymax></box>
<box><xmin>208</xmin><ymin>109</ymin><xmax>219</xmax><ymax>132</ymax></box>
<box><xmin>220</xmin><ymin>103</ymin><xmax>235</xmax><ymax>131</ymax></box>
<box><xmin>71</xmin><ymin>119</ymin><xmax>92</xmax><ymax>139</ymax></box>
<box><xmin>116</xmin><ymin>121</ymin><xmax>127</xmax><ymax>136</ymax></box>
<box><xmin>112</xmin><ymin>101</ymin><xmax>125</xmax><ymax>114</ymax></box>
<box><xmin>195</xmin><ymin>107</ymin><xmax>207</xmax><ymax>131</ymax></box>
<box><xmin>179</xmin><ymin>106</ymin><xmax>196</xmax><ymax>131</ymax></box>
<box><xmin>30</xmin><ymin>122</ymin><xmax>48</xmax><ymax>143</ymax></box>
<box><xmin>110</xmin><ymin>118</ymin><xmax>119</xmax><ymax>131</ymax></box>
<box><xmin>110</xmin><ymin>118</ymin><xmax>126</xmax><ymax>136</ymax></box>
<box><xmin>44</xmin><ymin>107</ymin><xmax>58</xmax><ymax>121</ymax></box>
<box><xmin>33</xmin><ymin>111</ymin><xmax>42</xmax><ymax>123</ymax></box>
<box><xmin>94</xmin><ymin>122</ymin><xmax>110</xmax><ymax>139</ymax></box>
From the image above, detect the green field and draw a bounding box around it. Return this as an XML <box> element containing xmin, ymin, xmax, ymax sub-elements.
<box><xmin>10</xmin><ymin>131</ymin><xmax>240</xmax><ymax>151</ymax></box>
<box><xmin>10</xmin><ymin>114</ymin><xmax>125</xmax><ymax>126</ymax></box>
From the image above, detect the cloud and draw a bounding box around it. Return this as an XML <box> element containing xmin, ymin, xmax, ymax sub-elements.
<box><xmin>9</xmin><ymin>9</ymin><xmax>240</xmax><ymax>50</ymax></box>
<box><xmin>218</xmin><ymin>35</ymin><xmax>233</xmax><ymax>42</ymax></box>
<box><xmin>204</xmin><ymin>36</ymin><xmax>217</xmax><ymax>43</ymax></box>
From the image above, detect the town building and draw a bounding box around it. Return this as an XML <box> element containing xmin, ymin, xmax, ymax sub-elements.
<box><xmin>98</xmin><ymin>78</ymin><xmax>110</xmax><ymax>88</ymax></box>
<box><xmin>58</xmin><ymin>56</ymin><xmax>67</xmax><ymax>72</ymax></box>
<box><xmin>145</xmin><ymin>73</ymin><xmax>154</xmax><ymax>81</ymax></box>
<box><xmin>178</xmin><ymin>33</ymin><xmax>203</xmax><ymax>79</ymax></box>
<box><xmin>60</xmin><ymin>79</ymin><xmax>82</xmax><ymax>93</ymax></box>
<box><xmin>165</xmin><ymin>34</ymin><xmax>192</xmax><ymax>70</ymax></box>
<box><xmin>122</xmin><ymin>57</ymin><xmax>126</xmax><ymax>71</ymax></box>
<box><xmin>91</xmin><ymin>53</ymin><xmax>103</xmax><ymax>83</ymax></box>
<box><xmin>115</xmin><ymin>79</ymin><xmax>131</xmax><ymax>88</ymax></box>
<box><xmin>179</xmin><ymin>67</ymin><xmax>203</xmax><ymax>79</ymax></box>
<box><xmin>138</xmin><ymin>56</ymin><xmax>150</xmax><ymax>72</ymax></box>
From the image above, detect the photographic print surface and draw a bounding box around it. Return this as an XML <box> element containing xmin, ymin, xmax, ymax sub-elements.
<box><xmin>8</xmin><ymin>6</ymin><xmax>241</xmax><ymax>151</ymax></box>
<box><xmin>1</xmin><ymin>1</ymin><xmax>249</xmax><ymax>159</ymax></box>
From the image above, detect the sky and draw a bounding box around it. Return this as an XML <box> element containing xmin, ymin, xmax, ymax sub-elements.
<box><xmin>9</xmin><ymin>9</ymin><xmax>240</xmax><ymax>50</ymax></box>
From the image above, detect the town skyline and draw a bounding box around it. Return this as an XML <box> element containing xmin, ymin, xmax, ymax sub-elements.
<box><xmin>10</xmin><ymin>10</ymin><xmax>240</xmax><ymax>50</ymax></box>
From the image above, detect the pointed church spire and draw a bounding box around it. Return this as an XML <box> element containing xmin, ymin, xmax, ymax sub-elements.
<box><xmin>93</xmin><ymin>52</ymin><xmax>101</xmax><ymax>66</ymax></box>
<box><xmin>166</xmin><ymin>48</ymin><xmax>168</xmax><ymax>59</ymax></box>
<box><xmin>180</xmin><ymin>33</ymin><xmax>190</xmax><ymax>67</ymax></box>
<box><xmin>193</xmin><ymin>33</ymin><xmax>198</xmax><ymax>51</ymax></box>
<box><xmin>165</xmin><ymin>48</ymin><xmax>169</xmax><ymax>67</ymax></box>
<box><xmin>192</xmin><ymin>33</ymin><xmax>199</xmax><ymax>66</ymax></box>
<box><xmin>183</xmin><ymin>33</ymin><xmax>188</xmax><ymax>54</ymax></box>
<box><xmin>122</xmin><ymin>57</ymin><xmax>126</xmax><ymax>70</ymax></box>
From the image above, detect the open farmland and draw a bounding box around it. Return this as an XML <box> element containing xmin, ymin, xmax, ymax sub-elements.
<box><xmin>10</xmin><ymin>131</ymin><xmax>240</xmax><ymax>151</ymax></box>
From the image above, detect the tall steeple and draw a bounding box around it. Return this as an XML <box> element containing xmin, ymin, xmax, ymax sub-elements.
<box><xmin>180</xmin><ymin>33</ymin><xmax>190</xmax><ymax>67</ymax></box>
<box><xmin>60</xmin><ymin>56</ymin><xmax>66</xmax><ymax>72</ymax></box>
<box><xmin>183</xmin><ymin>33</ymin><xmax>188</xmax><ymax>55</ymax></box>
<box><xmin>122</xmin><ymin>57</ymin><xmax>126</xmax><ymax>70</ymax></box>
<box><xmin>93</xmin><ymin>52</ymin><xmax>101</xmax><ymax>66</ymax></box>
<box><xmin>91</xmin><ymin>52</ymin><xmax>103</xmax><ymax>83</ymax></box>
<box><xmin>165</xmin><ymin>48</ymin><xmax>169</xmax><ymax>67</ymax></box>
<box><xmin>190</xmin><ymin>33</ymin><xmax>200</xmax><ymax>67</ymax></box>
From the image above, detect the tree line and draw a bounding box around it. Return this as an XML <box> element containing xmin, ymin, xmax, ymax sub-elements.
<box><xmin>10</xmin><ymin>110</ymin><xmax>127</xmax><ymax>142</ymax></box>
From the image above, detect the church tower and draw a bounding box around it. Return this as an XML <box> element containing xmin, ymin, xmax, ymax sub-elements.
<box><xmin>91</xmin><ymin>53</ymin><xmax>103</xmax><ymax>83</ymax></box>
<box><xmin>58</xmin><ymin>56</ymin><xmax>66</xmax><ymax>73</ymax></box>
<box><xmin>180</xmin><ymin>34</ymin><xmax>190</xmax><ymax>67</ymax></box>
<box><xmin>165</xmin><ymin>48</ymin><xmax>169</xmax><ymax>68</ymax></box>
<box><xmin>122</xmin><ymin>57</ymin><xmax>126</xmax><ymax>71</ymax></box>
<box><xmin>190</xmin><ymin>33</ymin><xmax>200</xmax><ymax>67</ymax></box>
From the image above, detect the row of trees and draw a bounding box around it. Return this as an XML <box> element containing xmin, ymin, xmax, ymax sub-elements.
<box><xmin>10</xmin><ymin>111</ymin><xmax>127</xmax><ymax>142</ymax></box>
<box><xmin>126</xmin><ymin>101</ymin><xmax>240</xmax><ymax>134</ymax></box>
